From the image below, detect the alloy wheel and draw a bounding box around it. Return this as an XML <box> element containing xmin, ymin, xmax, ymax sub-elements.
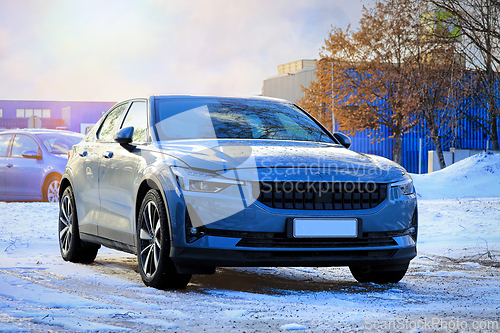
<box><xmin>139</xmin><ymin>201</ymin><xmax>162</xmax><ymax>278</ymax></box>
<box><xmin>59</xmin><ymin>193</ymin><xmax>73</xmax><ymax>255</ymax></box>
<box><xmin>47</xmin><ymin>180</ymin><xmax>60</xmax><ymax>203</ymax></box>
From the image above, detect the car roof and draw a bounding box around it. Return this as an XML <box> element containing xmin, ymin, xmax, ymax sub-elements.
<box><xmin>152</xmin><ymin>94</ymin><xmax>290</xmax><ymax>103</ymax></box>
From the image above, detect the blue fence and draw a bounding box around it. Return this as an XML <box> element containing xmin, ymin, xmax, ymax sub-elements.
<box><xmin>347</xmin><ymin>125</ymin><xmax>495</xmax><ymax>174</ymax></box>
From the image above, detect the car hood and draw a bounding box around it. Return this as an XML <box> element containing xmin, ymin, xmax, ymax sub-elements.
<box><xmin>155</xmin><ymin>139</ymin><xmax>405</xmax><ymax>183</ymax></box>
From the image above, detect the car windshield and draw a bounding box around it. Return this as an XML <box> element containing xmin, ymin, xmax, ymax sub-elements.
<box><xmin>36</xmin><ymin>133</ymin><xmax>84</xmax><ymax>154</ymax></box>
<box><xmin>155</xmin><ymin>99</ymin><xmax>335</xmax><ymax>144</ymax></box>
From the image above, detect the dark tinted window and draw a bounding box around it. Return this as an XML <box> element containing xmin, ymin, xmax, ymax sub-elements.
<box><xmin>97</xmin><ymin>103</ymin><xmax>128</xmax><ymax>141</ymax></box>
<box><xmin>11</xmin><ymin>135</ymin><xmax>39</xmax><ymax>157</ymax></box>
<box><xmin>121</xmin><ymin>101</ymin><xmax>148</xmax><ymax>142</ymax></box>
<box><xmin>155</xmin><ymin>99</ymin><xmax>334</xmax><ymax>144</ymax></box>
<box><xmin>0</xmin><ymin>134</ymin><xmax>12</xmax><ymax>156</ymax></box>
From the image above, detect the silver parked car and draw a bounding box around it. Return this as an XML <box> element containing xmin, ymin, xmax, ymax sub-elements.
<box><xmin>58</xmin><ymin>95</ymin><xmax>418</xmax><ymax>289</ymax></box>
<box><xmin>0</xmin><ymin>129</ymin><xmax>84</xmax><ymax>202</ymax></box>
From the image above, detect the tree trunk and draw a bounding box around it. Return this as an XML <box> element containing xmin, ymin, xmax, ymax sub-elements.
<box><xmin>393</xmin><ymin>134</ymin><xmax>402</xmax><ymax>165</ymax></box>
<box><xmin>486</xmin><ymin>3</ymin><xmax>499</xmax><ymax>151</ymax></box>
<box><xmin>487</xmin><ymin>49</ymin><xmax>499</xmax><ymax>150</ymax></box>
<box><xmin>427</xmin><ymin>109</ymin><xmax>446</xmax><ymax>169</ymax></box>
<box><xmin>431</xmin><ymin>126</ymin><xmax>446</xmax><ymax>169</ymax></box>
<box><xmin>392</xmin><ymin>116</ymin><xmax>403</xmax><ymax>165</ymax></box>
<box><xmin>491</xmin><ymin>113</ymin><xmax>499</xmax><ymax>150</ymax></box>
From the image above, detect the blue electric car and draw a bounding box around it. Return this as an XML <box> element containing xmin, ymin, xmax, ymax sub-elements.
<box><xmin>58</xmin><ymin>95</ymin><xmax>417</xmax><ymax>289</ymax></box>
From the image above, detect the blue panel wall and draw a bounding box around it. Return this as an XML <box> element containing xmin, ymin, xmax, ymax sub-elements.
<box><xmin>344</xmin><ymin>107</ymin><xmax>498</xmax><ymax>174</ymax></box>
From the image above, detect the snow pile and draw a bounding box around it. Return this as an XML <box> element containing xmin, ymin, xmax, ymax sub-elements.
<box><xmin>411</xmin><ymin>152</ymin><xmax>500</xmax><ymax>199</ymax></box>
<box><xmin>410</xmin><ymin>152</ymin><xmax>500</xmax><ymax>257</ymax></box>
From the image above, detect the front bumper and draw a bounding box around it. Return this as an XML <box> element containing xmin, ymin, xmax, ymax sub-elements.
<box><xmin>170</xmin><ymin>207</ymin><xmax>418</xmax><ymax>273</ymax></box>
<box><xmin>171</xmin><ymin>239</ymin><xmax>416</xmax><ymax>270</ymax></box>
<box><xmin>163</xmin><ymin>174</ymin><xmax>418</xmax><ymax>272</ymax></box>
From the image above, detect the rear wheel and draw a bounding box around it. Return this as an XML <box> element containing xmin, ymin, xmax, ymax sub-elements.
<box><xmin>349</xmin><ymin>263</ymin><xmax>409</xmax><ymax>284</ymax></box>
<box><xmin>137</xmin><ymin>189</ymin><xmax>191</xmax><ymax>289</ymax></box>
<box><xmin>58</xmin><ymin>186</ymin><xmax>100</xmax><ymax>263</ymax></box>
<box><xmin>44</xmin><ymin>174</ymin><xmax>61</xmax><ymax>203</ymax></box>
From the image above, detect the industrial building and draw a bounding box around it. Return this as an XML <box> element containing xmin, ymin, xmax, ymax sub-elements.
<box><xmin>0</xmin><ymin>100</ymin><xmax>115</xmax><ymax>134</ymax></box>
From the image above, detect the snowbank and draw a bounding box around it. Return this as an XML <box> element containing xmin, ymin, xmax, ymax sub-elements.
<box><xmin>411</xmin><ymin>152</ymin><xmax>500</xmax><ymax>199</ymax></box>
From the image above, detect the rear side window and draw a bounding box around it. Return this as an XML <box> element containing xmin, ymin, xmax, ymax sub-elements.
<box><xmin>35</xmin><ymin>133</ymin><xmax>84</xmax><ymax>154</ymax></box>
<box><xmin>11</xmin><ymin>135</ymin><xmax>40</xmax><ymax>157</ymax></box>
<box><xmin>0</xmin><ymin>134</ymin><xmax>12</xmax><ymax>156</ymax></box>
<box><xmin>97</xmin><ymin>103</ymin><xmax>129</xmax><ymax>141</ymax></box>
<box><xmin>120</xmin><ymin>101</ymin><xmax>148</xmax><ymax>142</ymax></box>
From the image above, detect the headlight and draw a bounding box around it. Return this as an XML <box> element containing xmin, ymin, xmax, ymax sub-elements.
<box><xmin>170</xmin><ymin>166</ymin><xmax>244</xmax><ymax>193</ymax></box>
<box><xmin>391</xmin><ymin>173</ymin><xmax>415</xmax><ymax>196</ymax></box>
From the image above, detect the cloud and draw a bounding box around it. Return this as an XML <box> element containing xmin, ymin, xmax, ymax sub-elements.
<box><xmin>0</xmin><ymin>0</ymin><xmax>364</xmax><ymax>101</ymax></box>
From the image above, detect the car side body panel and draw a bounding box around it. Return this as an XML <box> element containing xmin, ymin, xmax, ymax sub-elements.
<box><xmin>70</xmin><ymin>142</ymin><xmax>102</xmax><ymax>235</ymax></box>
<box><xmin>98</xmin><ymin>144</ymin><xmax>148</xmax><ymax>245</ymax></box>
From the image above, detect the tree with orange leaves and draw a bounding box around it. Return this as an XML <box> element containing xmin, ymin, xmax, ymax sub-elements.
<box><xmin>300</xmin><ymin>0</ymin><xmax>435</xmax><ymax>164</ymax></box>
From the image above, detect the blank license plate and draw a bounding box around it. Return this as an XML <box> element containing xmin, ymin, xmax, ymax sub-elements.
<box><xmin>292</xmin><ymin>218</ymin><xmax>358</xmax><ymax>238</ymax></box>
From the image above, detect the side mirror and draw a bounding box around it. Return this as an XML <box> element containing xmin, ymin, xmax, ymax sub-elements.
<box><xmin>114</xmin><ymin>126</ymin><xmax>134</xmax><ymax>145</ymax></box>
<box><xmin>333</xmin><ymin>132</ymin><xmax>351</xmax><ymax>149</ymax></box>
<box><xmin>22</xmin><ymin>150</ymin><xmax>42</xmax><ymax>159</ymax></box>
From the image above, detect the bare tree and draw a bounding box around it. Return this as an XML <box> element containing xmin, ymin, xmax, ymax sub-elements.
<box><xmin>427</xmin><ymin>0</ymin><xmax>500</xmax><ymax>150</ymax></box>
<box><xmin>414</xmin><ymin>16</ymin><xmax>468</xmax><ymax>169</ymax></box>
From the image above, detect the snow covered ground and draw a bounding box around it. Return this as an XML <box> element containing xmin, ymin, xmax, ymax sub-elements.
<box><xmin>411</xmin><ymin>151</ymin><xmax>500</xmax><ymax>200</ymax></box>
<box><xmin>0</xmin><ymin>152</ymin><xmax>499</xmax><ymax>332</ymax></box>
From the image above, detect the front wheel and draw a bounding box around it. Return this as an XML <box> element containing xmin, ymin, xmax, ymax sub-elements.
<box><xmin>349</xmin><ymin>263</ymin><xmax>409</xmax><ymax>284</ymax></box>
<box><xmin>58</xmin><ymin>186</ymin><xmax>100</xmax><ymax>263</ymax></box>
<box><xmin>137</xmin><ymin>189</ymin><xmax>191</xmax><ymax>289</ymax></box>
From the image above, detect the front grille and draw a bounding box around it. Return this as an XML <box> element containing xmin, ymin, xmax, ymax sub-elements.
<box><xmin>238</xmin><ymin>250</ymin><xmax>396</xmax><ymax>260</ymax></box>
<box><xmin>236</xmin><ymin>234</ymin><xmax>397</xmax><ymax>248</ymax></box>
<box><xmin>257</xmin><ymin>181</ymin><xmax>387</xmax><ymax>210</ymax></box>
<box><xmin>204</xmin><ymin>229</ymin><xmax>399</xmax><ymax>249</ymax></box>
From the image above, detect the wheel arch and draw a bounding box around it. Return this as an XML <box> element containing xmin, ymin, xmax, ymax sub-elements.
<box><xmin>43</xmin><ymin>171</ymin><xmax>62</xmax><ymax>199</ymax></box>
<box><xmin>135</xmin><ymin>174</ymin><xmax>172</xmax><ymax>246</ymax></box>
<box><xmin>59</xmin><ymin>176</ymin><xmax>73</xmax><ymax>201</ymax></box>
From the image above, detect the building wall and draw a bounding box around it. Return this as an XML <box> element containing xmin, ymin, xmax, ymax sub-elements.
<box><xmin>262</xmin><ymin>67</ymin><xmax>316</xmax><ymax>104</ymax></box>
<box><xmin>0</xmin><ymin>100</ymin><xmax>115</xmax><ymax>133</ymax></box>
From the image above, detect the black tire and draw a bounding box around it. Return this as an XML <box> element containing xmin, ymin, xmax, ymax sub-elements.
<box><xmin>43</xmin><ymin>174</ymin><xmax>61</xmax><ymax>203</ymax></box>
<box><xmin>137</xmin><ymin>189</ymin><xmax>191</xmax><ymax>290</ymax></box>
<box><xmin>58</xmin><ymin>186</ymin><xmax>100</xmax><ymax>263</ymax></box>
<box><xmin>349</xmin><ymin>263</ymin><xmax>409</xmax><ymax>284</ymax></box>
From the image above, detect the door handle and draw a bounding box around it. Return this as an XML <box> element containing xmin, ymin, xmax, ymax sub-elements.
<box><xmin>103</xmin><ymin>152</ymin><xmax>114</xmax><ymax>159</ymax></box>
<box><xmin>6</xmin><ymin>164</ymin><xmax>13</xmax><ymax>168</ymax></box>
<box><xmin>79</xmin><ymin>151</ymin><xmax>88</xmax><ymax>157</ymax></box>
